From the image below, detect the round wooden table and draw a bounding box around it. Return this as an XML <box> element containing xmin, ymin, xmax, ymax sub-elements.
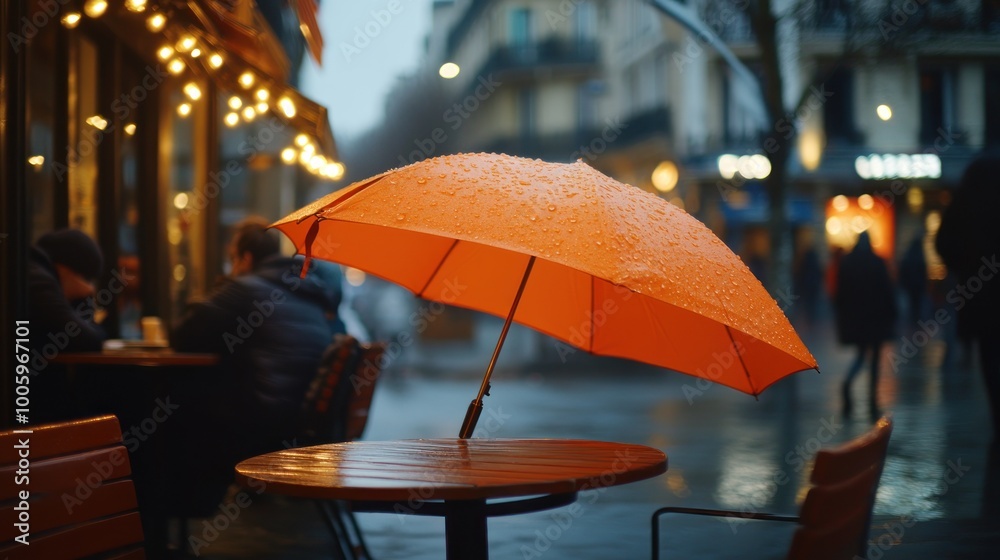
<box><xmin>52</xmin><ymin>350</ymin><xmax>219</xmax><ymax>367</ymax></box>
<box><xmin>236</xmin><ymin>438</ymin><xmax>667</xmax><ymax>559</ymax></box>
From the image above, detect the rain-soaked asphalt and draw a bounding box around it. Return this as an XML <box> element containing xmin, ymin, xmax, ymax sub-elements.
<box><xmin>193</xmin><ymin>317</ymin><xmax>999</xmax><ymax>560</ymax></box>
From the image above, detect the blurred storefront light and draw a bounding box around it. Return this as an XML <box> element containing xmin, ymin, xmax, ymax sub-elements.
<box><xmin>84</xmin><ymin>0</ymin><xmax>108</xmax><ymax>18</ymax></box>
<box><xmin>208</xmin><ymin>53</ymin><xmax>224</xmax><ymax>68</ymax></box>
<box><xmin>167</xmin><ymin>59</ymin><xmax>185</xmax><ymax>75</ymax></box>
<box><xmin>124</xmin><ymin>123</ymin><xmax>137</xmax><ymax>135</ymax></box>
<box><xmin>345</xmin><ymin>267</ymin><xmax>366</xmax><ymax>287</ymax></box>
<box><xmin>61</xmin><ymin>12</ymin><xmax>82</xmax><ymax>28</ymax></box>
<box><xmin>157</xmin><ymin>46</ymin><xmax>173</xmax><ymax>60</ymax></box>
<box><xmin>855</xmin><ymin>153</ymin><xmax>941</xmax><ymax>180</ymax></box>
<box><xmin>907</xmin><ymin>187</ymin><xmax>924</xmax><ymax>212</ymax></box>
<box><xmin>825</xmin><ymin>195</ymin><xmax>895</xmax><ymax>259</ymax></box>
<box><xmin>281</xmin><ymin>148</ymin><xmax>297</xmax><ymax>164</ymax></box>
<box><xmin>86</xmin><ymin>115</ymin><xmax>108</xmax><ymax>130</ymax></box>
<box><xmin>876</xmin><ymin>104</ymin><xmax>892</xmax><ymax>121</ymax></box>
<box><xmin>858</xmin><ymin>194</ymin><xmax>874</xmax><ymax>210</ymax></box>
<box><xmin>146</xmin><ymin>13</ymin><xmax>166</xmax><ymax>32</ymax></box>
<box><xmin>173</xmin><ymin>192</ymin><xmax>189</xmax><ymax>210</ymax></box>
<box><xmin>278</xmin><ymin>96</ymin><xmax>296</xmax><ymax>118</ymax></box>
<box><xmin>718</xmin><ymin>153</ymin><xmax>770</xmax><ymax>180</ymax></box>
<box><xmin>798</xmin><ymin>129</ymin><xmax>823</xmax><ymax>171</ymax></box>
<box><xmin>238</xmin><ymin>72</ymin><xmax>255</xmax><ymax>89</ymax></box>
<box><xmin>224</xmin><ymin>112</ymin><xmax>239</xmax><ymax>127</ymax></box>
<box><xmin>651</xmin><ymin>161</ymin><xmax>678</xmax><ymax>193</ymax></box>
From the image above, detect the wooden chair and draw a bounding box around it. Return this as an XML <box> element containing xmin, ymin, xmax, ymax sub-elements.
<box><xmin>1</xmin><ymin>415</ymin><xmax>145</xmax><ymax>559</ymax></box>
<box><xmin>652</xmin><ymin>416</ymin><xmax>893</xmax><ymax>560</ymax></box>
<box><xmin>299</xmin><ymin>335</ymin><xmax>387</xmax><ymax>560</ymax></box>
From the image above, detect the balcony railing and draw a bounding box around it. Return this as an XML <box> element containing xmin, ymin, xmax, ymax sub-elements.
<box><xmin>477</xmin><ymin>38</ymin><xmax>600</xmax><ymax>79</ymax></box>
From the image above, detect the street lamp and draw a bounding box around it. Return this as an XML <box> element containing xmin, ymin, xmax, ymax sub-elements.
<box><xmin>439</xmin><ymin>62</ymin><xmax>460</xmax><ymax>79</ymax></box>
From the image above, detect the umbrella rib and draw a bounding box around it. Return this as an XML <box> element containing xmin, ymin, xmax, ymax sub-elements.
<box><xmin>725</xmin><ymin>325</ymin><xmax>758</xmax><ymax>398</ymax></box>
<box><xmin>590</xmin><ymin>275</ymin><xmax>596</xmax><ymax>352</ymax></box>
<box><xmin>416</xmin><ymin>239</ymin><xmax>460</xmax><ymax>298</ymax></box>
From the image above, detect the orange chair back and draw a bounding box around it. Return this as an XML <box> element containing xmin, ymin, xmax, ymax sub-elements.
<box><xmin>0</xmin><ymin>415</ymin><xmax>145</xmax><ymax>560</ymax></box>
<box><xmin>787</xmin><ymin>417</ymin><xmax>893</xmax><ymax>560</ymax></box>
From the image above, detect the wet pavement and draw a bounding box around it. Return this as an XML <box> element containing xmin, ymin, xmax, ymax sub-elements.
<box><xmin>191</xmin><ymin>318</ymin><xmax>999</xmax><ymax>559</ymax></box>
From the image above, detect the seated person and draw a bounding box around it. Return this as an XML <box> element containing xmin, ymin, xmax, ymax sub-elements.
<box><xmin>171</xmin><ymin>217</ymin><xmax>345</xmax><ymax>464</ymax></box>
<box><xmin>27</xmin><ymin>229</ymin><xmax>107</xmax><ymax>423</ymax></box>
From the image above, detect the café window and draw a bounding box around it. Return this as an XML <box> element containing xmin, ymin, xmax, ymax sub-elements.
<box><xmin>67</xmin><ymin>34</ymin><xmax>102</xmax><ymax>237</ymax></box>
<box><xmin>217</xmin><ymin>92</ymin><xmax>300</xmax><ymax>271</ymax></box>
<box><xmin>25</xmin><ymin>8</ymin><xmax>59</xmax><ymax>241</ymax></box>
<box><xmin>163</xmin><ymin>78</ymin><xmax>209</xmax><ymax>324</ymax></box>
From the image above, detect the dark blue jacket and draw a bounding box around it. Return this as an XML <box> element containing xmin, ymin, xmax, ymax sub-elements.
<box><xmin>171</xmin><ymin>256</ymin><xmax>343</xmax><ymax>454</ymax></box>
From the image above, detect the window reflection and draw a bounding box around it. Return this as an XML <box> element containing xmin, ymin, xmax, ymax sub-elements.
<box><xmin>25</xmin><ymin>13</ymin><xmax>57</xmax><ymax>240</ymax></box>
<box><xmin>68</xmin><ymin>35</ymin><xmax>101</xmax><ymax>237</ymax></box>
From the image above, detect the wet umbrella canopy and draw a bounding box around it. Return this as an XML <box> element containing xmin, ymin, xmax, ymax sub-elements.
<box><xmin>274</xmin><ymin>153</ymin><xmax>817</xmax><ymax>436</ymax></box>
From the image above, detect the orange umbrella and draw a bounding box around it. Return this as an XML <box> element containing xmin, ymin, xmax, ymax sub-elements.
<box><xmin>273</xmin><ymin>153</ymin><xmax>818</xmax><ymax>437</ymax></box>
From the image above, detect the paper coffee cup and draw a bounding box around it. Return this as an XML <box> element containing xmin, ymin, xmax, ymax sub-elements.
<box><xmin>141</xmin><ymin>317</ymin><xmax>165</xmax><ymax>343</ymax></box>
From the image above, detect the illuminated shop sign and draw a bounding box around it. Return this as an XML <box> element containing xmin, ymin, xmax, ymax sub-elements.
<box><xmin>854</xmin><ymin>154</ymin><xmax>941</xmax><ymax>180</ymax></box>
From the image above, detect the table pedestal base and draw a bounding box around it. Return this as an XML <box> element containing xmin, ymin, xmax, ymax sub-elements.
<box><xmin>445</xmin><ymin>499</ymin><xmax>489</xmax><ymax>560</ymax></box>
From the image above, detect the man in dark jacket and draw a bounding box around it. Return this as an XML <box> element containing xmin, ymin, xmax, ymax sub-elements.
<box><xmin>835</xmin><ymin>231</ymin><xmax>898</xmax><ymax>417</ymax></box>
<box><xmin>27</xmin><ymin>229</ymin><xmax>107</xmax><ymax>422</ymax></box>
<box><xmin>171</xmin><ymin>217</ymin><xmax>344</xmax><ymax>461</ymax></box>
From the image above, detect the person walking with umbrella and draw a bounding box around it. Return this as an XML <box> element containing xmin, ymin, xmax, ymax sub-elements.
<box><xmin>835</xmin><ymin>231</ymin><xmax>897</xmax><ymax>417</ymax></box>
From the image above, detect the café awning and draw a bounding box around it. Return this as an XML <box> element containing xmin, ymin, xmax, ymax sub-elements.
<box><xmin>100</xmin><ymin>0</ymin><xmax>339</xmax><ymax>166</ymax></box>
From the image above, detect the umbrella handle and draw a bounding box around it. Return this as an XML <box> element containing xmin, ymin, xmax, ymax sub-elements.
<box><xmin>459</xmin><ymin>400</ymin><xmax>484</xmax><ymax>439</ymax></box>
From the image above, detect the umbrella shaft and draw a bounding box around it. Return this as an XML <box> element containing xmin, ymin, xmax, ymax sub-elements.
<box><xmin>459</xmin><ymin>256</ymin><xmax>536</xmax><ymax>439</ymax></box>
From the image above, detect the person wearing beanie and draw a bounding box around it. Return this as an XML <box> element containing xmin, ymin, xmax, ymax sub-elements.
<box><xmin>27</xmin><ymin>228</ymin><xmax>107</xmax><ymax>422</ymax></box>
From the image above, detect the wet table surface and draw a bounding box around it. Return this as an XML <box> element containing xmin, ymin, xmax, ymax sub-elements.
<box><xmin>235</xmin><ymin>438</ymin><xmax>667</xmax><ymax>559</ymax></box>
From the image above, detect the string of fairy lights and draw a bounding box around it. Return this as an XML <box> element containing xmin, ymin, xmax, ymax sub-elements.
<box><xmin>52</xmin><ymin>0</ymin><xmax>345</xmax><ymax>181</ymax></box>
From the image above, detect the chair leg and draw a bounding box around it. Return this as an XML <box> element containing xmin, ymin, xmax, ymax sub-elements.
<box><xmin>316</xmin><ymin>500</ymin><xmax>354</xmax><ymax>560</ymax></box>
<box><xmin>338</xmin><ymin>501</ymin><xmax>375</xmax><ymax>560</ymax></box>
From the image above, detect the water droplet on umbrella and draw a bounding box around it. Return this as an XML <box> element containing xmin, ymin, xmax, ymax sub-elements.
<box><xmin>396</xmin><ymin>214</ymin><xmax>406</xmax><ymax>221</ymax></box>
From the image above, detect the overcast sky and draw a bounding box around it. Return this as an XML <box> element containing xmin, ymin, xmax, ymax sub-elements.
<box><xmin>301</xmin><ymin>0</ymin><xmax>436</xmax><ymax>143</ymax></box>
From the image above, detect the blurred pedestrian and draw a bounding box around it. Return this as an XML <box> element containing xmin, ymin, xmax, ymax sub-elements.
<box><xmin>899</xmin><ymin>235</ymin><xmax>928</xmax><ymax>324</ymax></box>
<box><xmin>935</xmin><ymin>151</ymin><xmax>1000</xmax><ymax>449</ymax></box>
<box><xmin>793</xmin><ymin>230</ymin><xmax>824</xmax><ymax>325</ymax></box>
<box><xmin>834</xmin><ymin>231</ymin><xmax>898</xmax><ymax>417</ymax></box>
<box><xmin>27</xmin><ymin>228</ymin><xmax>107</xmax><ymax>422</ymax></box>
